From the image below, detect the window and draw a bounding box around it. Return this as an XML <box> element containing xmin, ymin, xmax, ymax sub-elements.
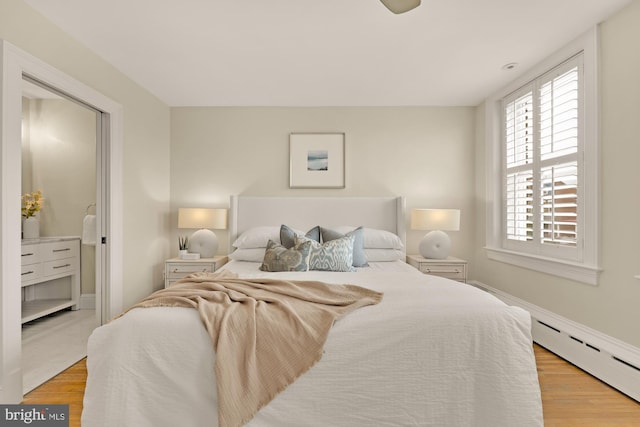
<box><xmin>485</xmin><ymin>29</ymin><xmax>600</xmax><ymax>285</ymax></box>
<box><xmin>503</xmin><ymin>56</ymin><xmax>581</xmax><ymax>259</ymax></box>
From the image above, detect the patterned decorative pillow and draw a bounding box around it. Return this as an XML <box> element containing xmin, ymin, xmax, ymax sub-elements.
<box><xmin>321</xmin><ymin>226</ymin><xmax>368</xmax><ymax>267</ymax></box>
<box><xmin>259</xmin><ymin>239</ymin><xmax>312</xmax><ymax>272</ymax></box>
<box><xmin>280</xmin><ymin>224</ymin><xmax>321</xmax><ymax>249</ymax></box>
<box><xmin>296</xmin><ymin>234</ymin><xmax>356</xmax><ymax>272</ymax></box>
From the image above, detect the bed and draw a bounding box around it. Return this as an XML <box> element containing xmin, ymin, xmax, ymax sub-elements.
<box><xmin>82</xmin><ymin>196</ymin><xmax>543</xmax><ymax>427</ymax></box>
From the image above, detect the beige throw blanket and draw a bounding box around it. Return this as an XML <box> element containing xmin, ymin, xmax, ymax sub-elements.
<box><xmin>128</xmin><ymin>270</ymin><xmax>383</xmax><ymax>427</ymax></box>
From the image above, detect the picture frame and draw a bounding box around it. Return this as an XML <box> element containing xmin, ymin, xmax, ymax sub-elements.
<box><xmin>289</xmin><ymin>133</ymin><xmax>345</xmax><ymax>188</ymax></box>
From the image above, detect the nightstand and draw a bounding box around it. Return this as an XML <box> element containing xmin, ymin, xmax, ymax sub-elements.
<box><xmin>406</xmin><ymin>255</ymin><xmax>467</xmax><ymax>283</ymax></box>
<box><xmin>164</xmin><ymin>256</ymin><xmax>228</xmax><ymax>288</ymax></box>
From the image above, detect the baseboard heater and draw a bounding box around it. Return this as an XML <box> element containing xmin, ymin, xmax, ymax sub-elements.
<box><xmin>469</xmin><ymin>280</ymin><xmax>640</xmax><ymax>403</ymax></box>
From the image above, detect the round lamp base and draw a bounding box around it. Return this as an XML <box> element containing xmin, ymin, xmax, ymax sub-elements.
<box><xmin>189</xmin><ymin>229</ymin><xmax>219</xmax><ymax>258</ymax></box>
<box><xmin>419</xmin><ymin>230</ymin><xmax>451</xmax><ymax>259</ymax></box>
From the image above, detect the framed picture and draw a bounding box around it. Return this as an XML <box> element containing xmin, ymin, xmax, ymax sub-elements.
<box><xmin>289</xmin><ymin>133</ymin><xmax>345</xmax><ymax>188</ymax></box>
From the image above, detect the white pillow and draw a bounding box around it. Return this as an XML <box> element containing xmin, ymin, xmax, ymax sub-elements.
<box><xmin>330</xmin><ymin>226</ymin><xmax>404</xmax><ymax>249</ymax></box>
<box><xmin>228</xmin><ymin>248</ymin><xmax>266</xmax><ymax>262</ymax></box>
<box><xmin>364</xmin><ymin>248</ymin><xmax>405</xmax><ymax>262</ymax></box>
<box><xmin>232</xmin><ymin>226</ymin><xmax>280</xmax><ymax>249</ymax></box>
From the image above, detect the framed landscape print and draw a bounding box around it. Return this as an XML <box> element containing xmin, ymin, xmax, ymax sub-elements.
<box><xmin>289</xmin><ymin>133</ymin><xmax>345</xmax><ymax>188</ymax></box>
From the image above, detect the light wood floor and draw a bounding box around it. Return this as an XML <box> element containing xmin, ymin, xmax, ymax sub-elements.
<box><xmin>23</xmin><ymin>344</ymin><xmax>640</xmax><ymax>427</ymax></box>
<box><xmin>22</xmin><ymin>308</ymin><xmax>98</xmax><ymax>394</ymax></box>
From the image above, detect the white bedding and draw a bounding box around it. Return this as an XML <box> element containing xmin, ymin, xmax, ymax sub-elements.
<box><xmin>82</xmin><ymin>261</ymin><xmax>543</xmax><ymax>426</ymax></box>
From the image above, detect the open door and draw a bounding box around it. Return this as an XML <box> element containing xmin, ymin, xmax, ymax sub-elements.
<box><xmin>0</xmin><ymin>40</ymin><xmax>123</xmax><ymax>403</ymax></box>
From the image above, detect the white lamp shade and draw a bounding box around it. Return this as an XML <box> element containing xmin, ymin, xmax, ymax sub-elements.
<box><xmin>410</xmin><ymin>209</ymin><xmax>460</xmax><ymax>231</ymax></box>
<box><xmin>178</xmin><ymin>208</ymin><xmax>227</xmax><ymax>230</ymax></box>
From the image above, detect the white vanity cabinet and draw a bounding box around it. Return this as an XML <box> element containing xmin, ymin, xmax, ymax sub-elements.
<box><xmin>21</xmin><ymin>237</ymin><xmax>81</xmax><ymax>323</ymax></box>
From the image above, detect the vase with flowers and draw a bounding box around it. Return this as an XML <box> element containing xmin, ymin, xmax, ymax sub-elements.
<box><xmin>22</xmin><ymin>190</ymin><xmax>44</xmax><ymax>239</ymax></box>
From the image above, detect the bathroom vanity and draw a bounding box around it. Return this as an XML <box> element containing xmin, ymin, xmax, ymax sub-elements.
<box><xmin>21</xmin><ymin>237</ymin><xmax>80</xmax><ymax>324</ymax></box>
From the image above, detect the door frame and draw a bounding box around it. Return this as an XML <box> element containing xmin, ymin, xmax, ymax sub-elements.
<box><xmin>0</xmin><ymin>40</ymin><xmax>123</xmax><ymax>402</ymax></box>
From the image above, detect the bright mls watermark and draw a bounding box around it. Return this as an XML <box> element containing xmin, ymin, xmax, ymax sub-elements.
<box><xmin>0</xmin><ymin>405</ymin><xmax>68</xmax><ymax>426</ymax></box>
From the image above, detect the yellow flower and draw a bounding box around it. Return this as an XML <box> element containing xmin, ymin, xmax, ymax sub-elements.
<box><xmin>21</xmin><ymin>190</ymin><xmax>44</xmax><ymax>219</ymax></box>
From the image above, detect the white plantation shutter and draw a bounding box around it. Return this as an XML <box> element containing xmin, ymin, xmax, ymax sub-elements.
<box><xmin>540</xmin><ymin>66</ymin><xmax>579</xmax><ymax>161</ymax></box>
<box><xmin>541</xmin><ymin>162</ymin><xmax>577</xmax><ymax>246</ymax></box>
<box><xmin>506</xmin><ymin>171</ymin><xmax>533</xmax><ymax>241</ymax></box>
<box><xmin>504</xmin><ymin>89</ymin><xmax>534</xmax><ymax>242</ymax></box>
<box><xmin>539</xmin><ymin>63</ymin><xmax>579</xmax><ymax>248</ymax></box>
<box><xmin>502</xmin><ymin>54</ymin><xmax>583</xmax><ymax>259</ymax></box>
<box><xmin>505</xmin><ymin>91</ymin><xmax>533</xmax><ymax>168</ymax></box>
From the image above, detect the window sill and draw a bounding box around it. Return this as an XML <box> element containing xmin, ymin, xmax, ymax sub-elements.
<box><xmin>485</xmin><ymin>247</ymin><xmax>601</xmax><ymax>286</ymax></box>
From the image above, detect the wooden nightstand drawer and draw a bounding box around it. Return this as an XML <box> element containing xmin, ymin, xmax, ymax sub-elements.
<box><xmin>417</xmin><ymin>263</ymin><xmax>465</xmax><ymax>281</ymax></box>
<box><xmin>164</xmin><ymin>256</ymin><xmax>227</xmax><ymax>288</ymax></box>
<box><xmin>166</xmin><ymin>263</ymin><xmax>213</xmax><ymax>279</ymax></box>
<box><xmin>407</xmin><ymin>255</ymin><xmax>467</xmax><ymax>283</ymax></box>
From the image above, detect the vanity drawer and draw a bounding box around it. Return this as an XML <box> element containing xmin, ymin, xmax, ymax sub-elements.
<box><xmin>21</xmin><ymin>263</ymin><xmax>43</xmax><ymax>284</ymax></box>
<box><xmin>21</xmin><ymin>245</ymin><xmax>41</xmax><ymax>266</ymax></box>
<box><xmin>42</xmin><ymin>257</ymin><xmax>77</xmax><ymax>278</ymax></box>
<box><xmin>40</xmin><ymin>241</ymin><xmax>79</xmax><ymax>262</ymax></box>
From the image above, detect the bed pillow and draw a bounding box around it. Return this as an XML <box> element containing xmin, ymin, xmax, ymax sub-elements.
<box><xmin>228</xmin><ymin>248</ymin><xmax>266</xmax><ymax>262</ymax></box>
<box><xmin>296</xmin><ymin>234</ymin><xmax>355</xmax><ymax>272</ymax></box>
<box><xmin>330</xmin><ymin>226</ymin><xmax>404</xmax><ymax>249</ymax></box>
<box><xmin>364</xmin><ymin>248</ymin><xmax>405</xmax><ymax>262</ymax></box>
<box><xmin>232</xmin><ymin>226</ymin><xmax>280</xmax><ymax>249</ymax></box>
<box><xmin>259</xmin><ymin>239</ymin><xmax>312</xmax><ymax>272</ymax></box>
<box><xmin>321</xmin><ymin>226</ymin><xmax>368</xmax><ymax>267</ymax></box>
<box><xmin>280</xmin><ymin>224</ymin><xmax>321</xmax><ymax>249</ymax></box>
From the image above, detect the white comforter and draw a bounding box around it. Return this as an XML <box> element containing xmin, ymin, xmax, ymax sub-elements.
<box><xmin>82</xmin><ymin>261</ymin><xmax>543</xmax><ymax>427</ymax></box>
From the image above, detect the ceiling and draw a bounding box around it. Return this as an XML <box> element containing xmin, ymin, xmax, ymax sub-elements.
<box><xmin>24</xmin><ymin>0</ymin><xmax>631</xmax><ymax>107</ymax></box>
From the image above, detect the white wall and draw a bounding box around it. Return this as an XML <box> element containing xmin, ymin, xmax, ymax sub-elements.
<box><xmin>473</xmin><ymin>0</ymin><xmax>640</xmax><ymax>348</ymax></box>
<box><xmin>170</xmin><ymin>107</ymin><xmax>476</xmax><ymax>259</ymax></box>
<box><xmin>1</xmin><ymin>0</ymin><xmax>172</xmax><ymax>307</ymax></box>
<box><xmin>22</xmin><ymin>97</ymin><xmax>97</xmax><ymax>294</ymax></box>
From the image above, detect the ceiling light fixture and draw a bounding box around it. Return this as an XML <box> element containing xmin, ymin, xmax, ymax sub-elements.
<box><xmin>380</xmin><ymin>0</ymin><xmax>421</xmax><ymax>14</ymax></box>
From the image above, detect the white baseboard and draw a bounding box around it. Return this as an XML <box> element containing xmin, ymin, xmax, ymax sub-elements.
<box><xmin>469</xmin><ymin>280</ymin><xmax>640</xmax><ymax>402</ymax></box>
<box><xmin>79</xmin><ymin>293</ymin><xmax>95</xmax><ymax>310</ymax></box>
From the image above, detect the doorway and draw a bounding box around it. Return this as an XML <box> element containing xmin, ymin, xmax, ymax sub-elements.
<box><xmin>1</xmin><ymin>39</ymin><xmax>124</xmax><ymax>403</ymax></box>
<box><xmin>20</xmin><ymin>77</ymin><xmax>101</xmax><ymax>392</ymax></box>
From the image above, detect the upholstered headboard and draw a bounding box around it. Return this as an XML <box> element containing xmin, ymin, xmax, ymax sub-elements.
<box><xmin>228</xmin><ymin>196</ymin><xmax>406</xmax><ymax>253</ymax></box>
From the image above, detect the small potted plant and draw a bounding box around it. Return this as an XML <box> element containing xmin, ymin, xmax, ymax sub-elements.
<box><xmin>178</xmin><ymin>236</ymin><xmax>189</xmax><ymax>259</ymax></box>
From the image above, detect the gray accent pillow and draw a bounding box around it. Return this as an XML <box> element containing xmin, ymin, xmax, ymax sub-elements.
<box><xmin>259</xmin><ymin>239</ymin><xmax>312</xmax><ymax>272</ymax></box>
<box><xmin>296</xmin><ymin>234</ymin><xmax>356</xmax><ymax>272</ymax></box>
<box><xmin>321</xmin><ymin>226</ymin><xmax>368</xmax><ymax>267</ymax></box>
<box><xmin>280</xmin><ymin>224</ymin><xmax>321</xmax><ymax>249</ymax></box>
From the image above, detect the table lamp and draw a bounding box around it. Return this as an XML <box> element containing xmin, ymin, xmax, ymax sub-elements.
<box><xmin>178</xmin><ymin>208</ymin><xmax>227</xmax><ymax>258</ymax></box>
<box><xmin>411</xmin><ymin>208</ymin><xmax>460</xmax><ymax>259</ymax></box>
